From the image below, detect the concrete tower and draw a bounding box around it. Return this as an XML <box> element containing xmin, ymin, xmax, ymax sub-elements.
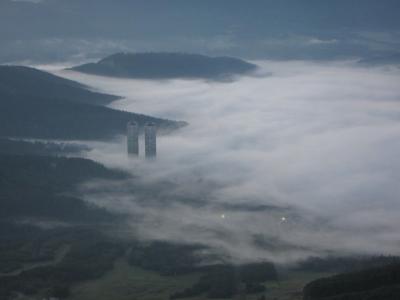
<box><xmin>145</xmin><ymin>122</ymin><xmax>157</xmax><ymax>158</ymax></box>
<box><xmin>127</xmin><ymin>121</ymin><xmax>139</xmax><ymax>156</ymax></box>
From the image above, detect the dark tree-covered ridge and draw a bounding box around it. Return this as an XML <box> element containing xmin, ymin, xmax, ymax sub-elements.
<box><xmin>0</xmin><ymin>66</ymin><xmax>185</xmax><ymax>140</ymax></box>
<box><xmin>0</xmin><ymin>65</ymin><xmax>118</xmax><ymax>105</ymax></box>
<box><xmin>0</xmin><ymin>154</ymin><xmax>127</xmax><ymax>221</ymax></box>
<box><xmin>303</xmin><ymin>262</ymin><xmax>400</xmax><ymax>300</ymax></box>
<box><xmin>70</xmin><ymin>52</ymin><xmax>258</xmax><ymax>80</ymax></box>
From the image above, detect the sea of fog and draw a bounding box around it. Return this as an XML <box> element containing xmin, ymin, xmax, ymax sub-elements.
<box><xmin>41</xmin><ymin>61</ymin><xmax>400</xmax><ymax>264</ymax></box>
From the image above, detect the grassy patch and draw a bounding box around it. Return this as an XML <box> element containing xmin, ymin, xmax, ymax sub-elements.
<box><xmin>69</xmin><ymin>260</ymin><xmax>334</xmax><ymax>300</ymax></box>
<box><xmin>263</xmin><ymin>271</ymin><xmax>335</xmax><ymax>300</ymax></box>
<box><xmin>69</xmin><ymin>258</ymin><xmax>202</xmax><ymax>300</ymax></box>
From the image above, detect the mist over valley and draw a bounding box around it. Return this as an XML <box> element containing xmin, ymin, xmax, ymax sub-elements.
<box><xmin>2</xmin><ymin>1</ymin><xmax>400</xmax><ymax>299</ymax></box>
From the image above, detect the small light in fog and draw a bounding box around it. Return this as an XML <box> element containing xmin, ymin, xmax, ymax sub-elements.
<box><xmin>281</xmin><ymin>217</ymin><xmax>287</xmax><ymax>222</ymax></box>
<box><xmin>221</xmin><ymin>214</ymin><xmax>226</xmax><ymax>219</ymax></box>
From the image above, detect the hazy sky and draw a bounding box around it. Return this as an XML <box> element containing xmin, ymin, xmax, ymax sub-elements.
<box><xmin>8</xmin><ymin>0</ymin><xmax>400</xmax><ymax>264</ymax></box>
<box><xmin>2</xmin><ymin>0</ymin><xmax>400</xmax><ymax>63</ymax></box>
<box><xmin>46</xmin><ymin>60</ymin><xmax>400</xmax><ymax>263</ymax></box>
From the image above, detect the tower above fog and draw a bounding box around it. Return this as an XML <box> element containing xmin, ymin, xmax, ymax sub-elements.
<box><xmin>145</xmin><ymin>122</ymin><xmax>157</xmax><ymax>158</ymax></box>
<box><xmin>127</xmin><ymin>121</ymin><xmax>139</xmax><ymax>156</ymax></box>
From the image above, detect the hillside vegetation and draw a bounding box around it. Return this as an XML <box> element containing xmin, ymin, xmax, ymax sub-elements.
<box><xmin>0</xmin><ymin>66</ymin><xmax>184</xmax><ymax>140</ymax></box>
<box><xmin>70</xmin><ymin>52</ymin><xmax>257</xmax><ymax>80</ymax></box>
<box><xmin>303</xmin><ymin>263</ymin><xmax>400</xmax><ymax>300</ymax></box>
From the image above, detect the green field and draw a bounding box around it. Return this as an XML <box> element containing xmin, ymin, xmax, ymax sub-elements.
<box><xmin>262</xmin><ymin>271</ymin><xmax>334</xmax><ymax>300</ymax></box>
<box><xmin>69</xmin><ymin>258</ymin><xmax>201</xmax><ymax>300</ymax></box>
<box><xmin>68</xmin><ymin>258</ymin><xmax>332</xmax><ymax>300</ymax></box>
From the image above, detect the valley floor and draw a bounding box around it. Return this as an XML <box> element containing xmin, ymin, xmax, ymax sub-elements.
<box><xmin>68</xmin><ymin>256</ymin><xmax>331</xmax><ymax>300</ymax></box>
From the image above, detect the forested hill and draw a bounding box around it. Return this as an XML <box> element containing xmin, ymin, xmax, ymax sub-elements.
<box><xmin>0</xmin><ymin>66</ymin><xmax>185</xmax><ymax>140</ymax></box>
<box><xmin>70</xmin><ymin>52</ymin><xmax>258</xmax><ymax>79</ymax></box>
<box><xmin>0</xmin><ymin>153</ymin><xmax>127</xmax><ymax>221</ymax></box>
<box><xmin>0</xmin><ymin>65</ymin><xmax>118</xmax><ymax>105</ymax></box>
<box><xmin>303</xmin><ymin>262</ymin><xmax>400</xmax><ymax>300</ymax></box>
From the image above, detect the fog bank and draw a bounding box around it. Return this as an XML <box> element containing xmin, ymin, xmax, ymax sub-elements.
<box><xmin>49</xmin><ymin>61</ymin><xmax>400</xmax><ymax>263</ymax></box>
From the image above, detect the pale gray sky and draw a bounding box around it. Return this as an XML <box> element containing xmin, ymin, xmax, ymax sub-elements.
<box><xmin>1</xmin><ymin>0</ymin><xmax>399</xmax><ymax>63</ymax></box>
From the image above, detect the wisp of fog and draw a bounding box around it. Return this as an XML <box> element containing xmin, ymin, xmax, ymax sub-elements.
<box><xmin>49</xmin><ymin>60</ymin><xmax>400</xmax><ymax>264</ymax></box>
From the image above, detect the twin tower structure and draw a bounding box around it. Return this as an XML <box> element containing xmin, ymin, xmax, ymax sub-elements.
<box><xmin>127</xmin><ymin>121</ymin><xmax>157</xmax><ymax>158</ymax></box>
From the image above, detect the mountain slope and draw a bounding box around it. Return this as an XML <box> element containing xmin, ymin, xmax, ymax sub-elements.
<box><xmin>0</xmin><ymin>65</ymin><xmax>118</xmax><ymax>105</ymax></box>
<box><xmin>0</xmin><ymin>66</ymin><xmax>185</xmax><ymax>140</ymax></box>
<box><xmin>70</xmin><ymin>52</ymin><xmax>258</xmax><ymax>79</ymax></box>
<box><xmin>303</xmin><ymin>263</ymin><xmax>400</xmax><ymax>300</ymax></box>
<box><xmin>0</xmin><ymin>154</ymin><xmax>126</xmax><ymax>222</ymax></box>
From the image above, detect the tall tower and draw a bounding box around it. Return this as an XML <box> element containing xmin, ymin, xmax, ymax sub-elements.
<box><xmin>145</xmin><ymin>122</ymin><xmax>157</xmax><ymax>158</ymax></box>
<box><xmin>127</xmin><ymin>121</ymin><xmax>139</xmax><ymax>156</ymax></box>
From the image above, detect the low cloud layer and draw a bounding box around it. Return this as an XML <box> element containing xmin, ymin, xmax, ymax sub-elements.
<box><xmin>50</xmin><ymin>61</ymin><xmax>400</xmax><ymax>264</ymax></box>
<box><xmin>11</xmin><ymin>0</ymin><xmax>43</xmax><ymax>3</ymax></box>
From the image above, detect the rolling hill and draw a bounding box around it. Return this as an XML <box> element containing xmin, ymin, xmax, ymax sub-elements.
<box><xmin>70</xmin><ymin>52</ymin><xmax>258</xmax><ymax>80</ymax></box>
<box><xmin>303</xmin><ymin>262</ymin><xmax>400</xmax><ymax>300</ymax></box>
<box><xmin>0</xmin><ymin>65</ymin><xmax>118</xmax><ymax>105</ymax></box>
<box><xmin>0</xmin><ymin>65</ymin><xmax>185</xmax><ymax>140</ymax></box>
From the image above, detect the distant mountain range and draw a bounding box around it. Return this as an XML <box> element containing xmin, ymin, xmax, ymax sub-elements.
<box><xmin>69</xmin><ymin>53</ymin><xmax>258</xmax><ymax>80</ymax></box>
<box><xmin>1</xmin><ymin>1</ymin><xmax>400</xmax><ymax>63</ymax></box>
<box><xmin>0</xmin><ymin>66</ymin><xmax>185</xmax><ymax>140</ymax></box>
<box><xmin>358</xmin><ymin>53</ymin><xmax>400</xmax><ymax>66</ymax></box>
